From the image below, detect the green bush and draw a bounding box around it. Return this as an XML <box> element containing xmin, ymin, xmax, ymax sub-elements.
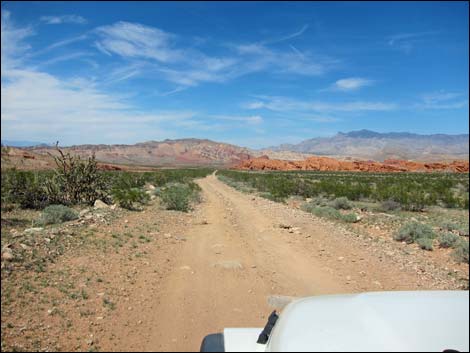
<box><xmin>330</xmin><ymin>197</ymin><xmax>352</xmax><ymax>210</ymax></box>
<box><xmin>438</xmin><ymin>233</ymin><xmax>460</xmax><ymax>248</ymax></box>
<box><xmin>417</xmin><ymin>237</ymin><xmax>434</xmax><ymax>251</ymax></box>
<box><xmin>380</xmin><ymin>200</ymin><xmax>401</xmax><ymax>212</ymax></box>
<box><xmin>393</xmin><ymin>222</ymin><xmax>436</xmax><ymax>244</ymax></box>
<box><xmin>309</xmin><ymin>206</ymin><xmax>342</xmax><ymax>219</ymax></box>
<box><xmin>439</xmin><ymin>221</ymin><xmax>458</xmax><ymax>232</ymax></box>
<box><xmin>259</xmin><ymin>192</ymin><xmax>286</xmax><ymax>202</ymax></box>
<box><xmin>111</xmin><ymin>187</ymin><xmax>149</xmax><ymax>210</ymax></box>
<box><xmin>452</xmin><ymin>240</ymin><xmax>469</xmax><ymax>263</ymax></box>
<box><xmin>159</xmin><ymin>183</ymin><xmax>198</xmax><ymax>212</ymax></box>
<box><xmin>37</xmin><ymin>204</ymin><xmax>79</xmax><ymax>225</ymax></box>
<box><xmin>49</xmin><ymin>145</ymin><xmax>109</xmax><ymax>205</ymax></box>
<box><xmin>341</xmin><ymin>213</ymin><xmax>360</xmax><ymax>223</ymax></box>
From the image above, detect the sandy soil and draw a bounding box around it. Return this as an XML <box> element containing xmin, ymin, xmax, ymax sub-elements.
<box><xmin>2</xmin><ymin>173</ymin><xmax>466</xmax><ymax>352</ymax></box>
<box><xmin>101</xmin><ymin>174</ymin><xmax>442</xmax><ymax>351</ymax></box>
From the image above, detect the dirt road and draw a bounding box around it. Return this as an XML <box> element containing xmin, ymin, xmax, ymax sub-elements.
<box><xmin>103</xmin><ymin>173</ymin><xmax>426</xmax><ymax>351</ymax></box>
<box><xmin>4</xmin><ymin>173</ymin><xmax>450</xmax><ymax>352</ymax></box>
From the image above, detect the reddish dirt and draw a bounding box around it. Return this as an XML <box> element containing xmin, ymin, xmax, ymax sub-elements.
<box><xmin>2</xmin><ymin>174</ymin><xmax>467</xmax><ymax>352</ymax></box>
<box><xmin>235</xmin><ymin>155</ymin><xmax>470</xmax><ymax>173</ymax></box>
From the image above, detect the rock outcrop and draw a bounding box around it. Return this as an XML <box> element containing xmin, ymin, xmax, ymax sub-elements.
<box><xmin>235</xmin><ymin>156</ymin><xmax>469</xmax><ymax>173</ymax></box>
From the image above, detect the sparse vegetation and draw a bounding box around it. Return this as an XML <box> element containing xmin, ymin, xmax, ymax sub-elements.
<box><xmin>111</xmin><ymin>186</ymin><xmax>149</xmax><ymax>210</ymax></box>
<box><xmin>380</xmin><ymin>199</ymin><xmax>401</xmax><ymax>212</ymax></box>
<box><xmin>302</xmin><ymin>205</ymin><xmax>359</xmax><ymax>223</ymax></box>
<box><xmin>158</xmin><ymin>182</ymin><xmax>201</xmax><ymax>212</ymax></box>
<box><xmin>417</xmin><ymin>237</ymin><xmax>434</xmax><ymax>251</ymax></box>
<box><xmin>330</xmin><ymin>197</ymin><xmax>352</xmax><ymax>210</ymax></box>
<box><xmin>37</xmin><ymin>204</ymin><xmax>79</xmax><ymax>225</ymax></box>
<box><xmin>393</xmin><ymin>222</ymin><xmax>436</xmax><ymax>244</ymax></box>
<box><xmin>452</xmin><ymin>240</ymin><xmax>469</xmax><ymax>264</ymax></box>
<box><xmin>218</xmin><ymin>170</ymin><xmax>469</xmax><ymax>211</ymax></box>
<box><xmin>438</xmin><ymin>233</ymin><xmax>460</xmax><ymax>249</ymax></box>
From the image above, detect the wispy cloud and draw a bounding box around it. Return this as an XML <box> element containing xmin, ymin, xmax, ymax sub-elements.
<box><xmin>40</xmin><ymin>15</ymin><xmax>88</xmax><ymax>25</ymax></box>
<box><xmin>0</xmin><ymin>12</ymin><xmax>200</xmax><ymax>144</ymax></box>
<box><xmin>1</xmin><ymin>10</ymin><xmax>34</xmax><ymax>72</ymax></box>
<box><xmin>263</xmin><ymin>24</ymin><xmax>309</xmax><ymax>44</ymax></box>
<box><xmin>333</xmin><ymin>77</ymin><xmax>374</xmax><ymax>91</ymax></box>
<box><xmin>211</xmin><ymin>115</ymin><xmax>263</xmax><ymax>125</ymax></box>
<box><xmin>92</xmin><ymin>20</ymin><xmax>334</xmax><ymax>88</ymax></box>
<box><xmin>95</xmin><ymin>21</ymin><xmax>182</xmax><ymax>63</ymax></box>
<box><xmin>243</xmin><ymin>95</ymin><xmax>397</xmax><ymax>113</ymax></box>
<box><xmin>416</xmin><ymin>91</ymin><xmax>468</xmax><ymax>110</ymax></box>
<box><xmin>387</xmin><ymin>31</ymin><xmax>438</xmax><ymax>53</ymax></box>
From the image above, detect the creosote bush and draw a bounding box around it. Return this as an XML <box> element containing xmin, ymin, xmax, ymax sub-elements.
<box><xmin>159</xmin><ymin>182</ymin><xmax>200</xmax><ymax>212</ymax></box>
<box><xmin>330</xmin><ymin>197</ymin><xmax>352</xmax><ymax>210</ymax></box>
<box><xmin>452</xmin><ymin>240</ymin><xmax>469</xmax><ymax>264</ymax></box>
<box><xmin>393</xmin><ymin>222</ymin><xmax>436</xmax><ymax>244</ymax></box>
<box><xmin>111</xmin><ymin>187</ymin><xmax>149</xmax><ymax>210</ymax></box>
<box><xmin>438</xmin><ymin>233</ymin><xmax>460</xmax><ymax>249</ymax></box>
<box><xmin>380</xmin><ymin>200</ymin><xmax>401</xmax><ymax>212</ymax></box>
<box><xmin>417</xmin><ymin>237</ymin><xmax>434</xmax><ymax>251</ymax></box>
<box><xmin>302</xmin><ymin>205</ymin><xmax>359</xmax><ymax>223</ymax></box>
<box><xmin>37</xmin><ymin>204</ymin><xmax>79</xmax><ymax>225</ymax></box>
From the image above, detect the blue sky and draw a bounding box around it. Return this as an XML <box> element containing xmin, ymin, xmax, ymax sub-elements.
<box><xmin>1</xmin><ymin>1</ymin><xmax>468</xmax><ymax>148</ymax></box>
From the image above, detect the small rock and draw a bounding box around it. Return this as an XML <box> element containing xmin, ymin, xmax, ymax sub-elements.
<box><xmin>94</xmin><ymin>200</ymin><xmax>108</xmax><ymax>209</ymax></box>
<box><xmin>337</xmin><ymin>256</ymin><xmax>344</xmax><ymax>261</ymax></box>
<box><xmin>267</xmin><ymin>295</ymin><xmax>297</xmax><ymax>309</ymax></box>
<box><xmin>212</xmin><ymin>260</ymin><xmax>243</xmax><ymax>270</ymax></box>
<box><xmin>2</xmin><ymin>251</ymin><xmax>14</xmax><ymax>261</ymax></box>
<box><xmin>19</xmin><ymin>243</ymin><xmax>30</xmax><ymax>250</ymax></box>
<box><xmin>79</xmin><ymin>209</ymin><xmax>90</xmax><ymax>217</ymax></box>
<box><xmin>24</xmin><ymin>227</ymin><xmax>44</xmax><ymax>235</ymax></box>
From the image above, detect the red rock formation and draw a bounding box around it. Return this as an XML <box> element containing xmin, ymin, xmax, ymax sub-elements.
<box><xmin>235</xmin><ymin>156</ymin><xmax>469</xmax><ymax>173</ymax></box>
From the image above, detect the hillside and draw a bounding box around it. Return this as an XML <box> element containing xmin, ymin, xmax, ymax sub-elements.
<box><xmin>266</xmin><ymin>130</ymin><xmax>469</xmax><ymax>162</ymax></box>
<box><xmin>6</xmin><ymin>131</ymin><xmax>469</xmax><ymax>168</ymax></box>
<box><xmin>28</xmin><ymin>139</ymin><xmax>252</xmax><ymax>167</ymax></box>
<box><xmin>236</xmin><ymin>155</ymin><xmax>470</xmax><ymax>173</ymax></box>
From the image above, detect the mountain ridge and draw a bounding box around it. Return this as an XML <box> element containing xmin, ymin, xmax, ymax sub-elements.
<box><xmin>5</xmin><ymin>130</ymin><xmax>469</xmax><ymax>167</ymax></box>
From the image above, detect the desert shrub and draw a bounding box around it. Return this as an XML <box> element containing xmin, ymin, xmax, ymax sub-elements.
<box><xmin>259</xmin><ymin>192</ymin><xmax>285</xmax><ymax>203</ymax></box>
<box><xmin>438</xmin><ymin>233</ymin><xmax>460</xmax><ymax>248</ymax></box>
<box><xmin>439</xmin><ymin>221</ymin><xmax>458</xmax><ymax>232</ymax></box>
<box><xmin>310</xmin><ymin>196</ymin><xmax>330</xmax><ymax>207</ymax></box>
<box><xmin>111</xmin><ymin>187</ymin><xmax>149</xmax><ymax>210</ymax></box>
<box><xmin>452</xmin><ymin>240</ymin><xmax>469</xmax><ymax>263</ymax></box>
<box><xmin>330</xmin><ymin>197</ymin><xmax>352</xmax><ymax>210</ymax></box>
<box><xmin>159</xmin><ymin>183</ymin><xmax>197</xmax><ymax>212</ymax></box>
<box><xmin>380</xmin><ymin>200</ymin><xmax>401</xmax><ymax>212</ymax></box>
<box><xmin>417</xmin><ymin>237</ymin><xmax>434</xmax><ymax>251</ymax></box>
<box><xmin>2</xmin><ymin>170</ymin><xmax>54</xmax><ymax>209</ymax></box>
<box><xmin>341</xmin><ymin>213</ymin><xmax>360</xmax><ymax>223</ymax></box>
<box><xmin>309</xmin><ymin>206</ymin><xmax>342</xmax><ymax>220</ymax></box>
<box><xmin>49</xmin><ymin>144</ymin><xmax>109</xmax><ymax>205</ymax></box>
<box><xmin>393</xmin><ymin>222</ymin><xmax>436</xmax><ymax>244</ymax></box>
<box><xmin>37</xmin><ymin>204</ymin><xmax>79</xmax><ymax>225</ymax></box>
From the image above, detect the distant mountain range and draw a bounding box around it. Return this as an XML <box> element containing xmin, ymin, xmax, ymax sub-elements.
<box><xmin>266</xmin><ymin>130</ymin><xmax>469</xmax><ymax>162</ymax></box>
<box><xmin>1</xmin><ymin>140</ymin><xmax>51</xmax><ymax>147</ymax></box>
<box><xmin>4</xmin><ymin>130</ymin><xmax>468</xmax><ymax>168</ymax></box>
<box><xmin>28</xmin><ymin>138</ymin><xmax>252</xmax><ymax>167</ymax></box>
